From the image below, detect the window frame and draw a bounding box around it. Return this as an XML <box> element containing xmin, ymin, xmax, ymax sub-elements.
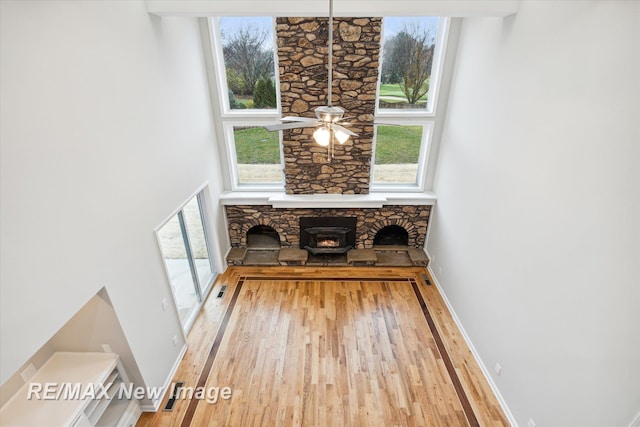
<box><xmin>205</xmin><ymin>16</ymin><xmax>452</xmax><ymax>193</ymax></box>
<box><xmin>370</xmin><ymin>17</ymin><xmax>450</xmax><ymax>193</ymax></box>
<box><xmin>223</xmin><ymin>120</ymin><xmax>285</xmax><ymax>190</ymax></box>
<box><xmin>209</xmin><ymin>17</ymin><xmax>286</xmax><ymax>191</ymax></box>
<box><xmin>155</xmin><ymin>187</ymin><xmax>217</xmax><ymax>333</ymax></box>
<box><xmin>371</xmin><ymin>119</ymin><xmax>433</xmax><ymax>190</ymax></box>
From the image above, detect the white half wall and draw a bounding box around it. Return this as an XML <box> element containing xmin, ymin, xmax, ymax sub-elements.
<box><xmin>0</xmin><ymin>0</ymin><xmax>225</xmax><ymax>394</ymax></box>
<box><xmin>427</xmin><ymin>1</ymin><xmax>639</xmax><ymax>426</ymax></box>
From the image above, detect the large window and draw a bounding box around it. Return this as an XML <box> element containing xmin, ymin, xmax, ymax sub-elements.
<box><xmin>378</xmin><ymin>17</ymin><xmax>440</xmax><ymax>112</ymax></box>
<box><xmin>218</xmin><ymin>17</ymin><xmax>278</xmax><ymax>112</ymax></box>
<box><xmin>226</xmin><ymin>124</ymin><xmax>283</xmax><ymax>185</ymax></box>
<box><xmin>207</xmin><ymin>16</ymin><xmax>449</xmax><ymax>192</ymax></box>
<box><xmin>372</xmin><ymin>123</ymin><xmax>431</xmax><ymax>185</ymax></box>
<box><xmin>372</xmin><ymin>17</ymin><xmax>447</xmax><ymax>190</ymax></box>
<box><xmin>211</xmin><ymin>17</ymin><xmax>284</xmax><ymax>189</ymax></box>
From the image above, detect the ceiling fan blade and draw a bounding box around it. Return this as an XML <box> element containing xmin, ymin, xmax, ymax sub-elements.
<box><xmin>281</xmin><ymin>116</ymin><xmax>319</xmax><ymax>122</ymax></box>
<box><xmin>340</xmin><ymin>122</ymin><xmax>402</xmax><ymax>127</ymax></box>
<box><xmin>333</xmin><ymin>124</ymin><xmax>359</xmax><ymax>137</ymax></box>
<box><xmin>264</xmin><ymin>121</ymin><xmax>320</xmax><ymax>131</ymax></box>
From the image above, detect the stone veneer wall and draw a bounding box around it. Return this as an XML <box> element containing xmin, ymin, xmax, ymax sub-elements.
<box><xmin>276</xmin><ymin>17</ymin><xmax>381</xmax><ymax>195</ymax></box>
<box><xmin>225</xmin><ymin>205</ymin><xmax>431</xmax><ymax>249</ymax></box>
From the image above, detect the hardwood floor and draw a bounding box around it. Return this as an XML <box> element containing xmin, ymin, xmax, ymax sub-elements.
<box><xmin>137</xmin><ymin>267</ymin><xmax>509</xmax><ymax>427</ymax></box>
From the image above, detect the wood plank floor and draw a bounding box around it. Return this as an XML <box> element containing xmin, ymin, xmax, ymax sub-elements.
<box><xmin>137</xmin><ymin>267</ymin><xmax>509</xmax><ymax>427</ymax></box>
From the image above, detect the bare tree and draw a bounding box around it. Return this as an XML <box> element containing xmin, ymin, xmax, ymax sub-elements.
<box><xmin>382</xmin><ymin>24</ymin><xmax>435</xmax><ymax>105</ymax></box>
<box><xmin>222</xmin><ymin>27</ymin><xmax>274</xmax><ymax>96</ymax></box>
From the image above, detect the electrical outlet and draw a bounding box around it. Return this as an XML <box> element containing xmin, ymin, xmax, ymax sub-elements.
<box><xmin>438</xmin><ymin>266</ymin><xmax>442</xmax><ymax>275</ymax></box>
<box><xmin>527</xmin><ymin>418</ymin><xmax>536</xmax><ymax>427</ymax></box>
<box><xmin>494</xmin><ymin>363</ymin><xmax>502</xmax><ymax>376</ymax></box>
<box><xmin>161</xmin><ymin>298</ymin><xmax>168</xmax><ymax>311</ymax></box>
<box><xmin>172</xmin><ymin>335</ymin><xmax>178</xmax><ymax>347</ymax></box>
<box><xmin>20</xmin><ymin>363</ymin><xmax>37</xmax><ymax>382</ymax></box>
<box><xmin>102</xmin><ymin>344</ymin><xmax>112</xmax><ymax>353</ymax></box>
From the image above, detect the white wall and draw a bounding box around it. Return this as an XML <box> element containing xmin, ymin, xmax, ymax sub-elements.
<box><xmin>427</xmin><ymin>1</ymin><xmax>640</xmax><ymax>426</ymax></box>
<box><xmin>0</xmin><ymin>289</ymin><xmax>149</xmax><ymax>408</ymax></box>
<box><xmin>0</xmin><ymin>0</ymin><xmax>225</xmax><ymax>399</ymax></box>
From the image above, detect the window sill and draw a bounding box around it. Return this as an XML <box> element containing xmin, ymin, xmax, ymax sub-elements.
<box><xmin>219</xmin><ymin>191</ymin><xmax>436</xmax><ymax>208</ymax></box>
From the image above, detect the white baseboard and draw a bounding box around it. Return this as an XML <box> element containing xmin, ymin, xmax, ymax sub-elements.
<box><xmin>426</xmin><ymin>264</ymin><xmax>518</xmax><ymax>427</ymax></box>
<box><xmin>140</xmin><ymin>343</ymin><xmax>188</xmax><ymax>412</ymax></box>
<box><xmin>630</xmin><ymin>408</ymin><xmax>640</xmax><ymax>427</ymax></box>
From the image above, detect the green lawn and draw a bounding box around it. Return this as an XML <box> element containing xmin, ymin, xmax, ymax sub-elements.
<box><xmin>374</xmin><ymin>125</ymin><xmax>422</xmax><ymax>164</ymax></box>
<box><xmin>379</xmin><ymin>84</ymin><xmax>408</xmax><ymax>98</ymax></box>
<box><xmin>378</xmin><ymin>83</ymin><xmax>427</xmax><ymax>105</ymax></box>
<box><xmin>234</xmin><ymin>125</ymin><xmax>423</xmax><ymax>165</ymax></box>
<box><xmin>234</xmin><ymin>127</ymin><xmax>281</xmax><ymax>164</ymax></box>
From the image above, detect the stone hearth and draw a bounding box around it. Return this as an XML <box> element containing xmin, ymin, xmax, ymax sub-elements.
<box><xmin>226</xmin><ymin>245</ymin><xmax>429</xmax><ymax>268</ymax></box>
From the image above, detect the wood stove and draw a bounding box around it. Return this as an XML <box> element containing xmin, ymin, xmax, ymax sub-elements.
<box><xmin>304</xmin><ymin>227</ymin><xmax>351</xmax><ymax>254</ymax></box>
<box><xmin>300</xmin><ymin>217</ymin><xmax>356</xmax><ymax>255</ymax></box>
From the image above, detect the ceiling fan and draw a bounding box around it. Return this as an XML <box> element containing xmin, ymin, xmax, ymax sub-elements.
<box><xmin>264</xmin><ymin>0</ymin><xmax>359</xmax><ymax>159</ymax></box>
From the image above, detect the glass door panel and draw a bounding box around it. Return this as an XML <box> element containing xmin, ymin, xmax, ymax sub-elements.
<box><xmin>182</xmin><ymin>195</ymin><xmax>214</xmax><ymax>294</ymax></box>
<box><xmin>157</xmin><ymin>189</ymin><xmax>218</xmax><ymax>332</ymax></box>
<box><xmin>158</xmin><ymin>214</ymin><xmax>199</xmax><ymax>326</ymax></box>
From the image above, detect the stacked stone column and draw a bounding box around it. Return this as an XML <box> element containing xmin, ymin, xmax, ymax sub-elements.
<box><xmin>276</xmin><ymin>17</ymin><xmax>381</xmax><ymax>194</ymax></box>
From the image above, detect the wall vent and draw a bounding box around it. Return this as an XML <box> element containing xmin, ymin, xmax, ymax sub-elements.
<box><xmin>163</xmin><ymin>381</ymin><xmax>184</xmax><ymax>411</ymax></box>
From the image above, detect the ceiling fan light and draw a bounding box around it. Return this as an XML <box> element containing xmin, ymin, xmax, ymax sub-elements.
<box><xmin>313</xmin><ymin>127</ymin><xmax>331</xmax><ymax>147</ymax></box>
<box><xmin>335</xmin><ymin>129</ymin><xmax>349</xmax><ymax>144</ymax></box>
<box><xmin>315</xmin><ymin>106</ymin><xmax>345</xmax><ymax>122</ymax></box>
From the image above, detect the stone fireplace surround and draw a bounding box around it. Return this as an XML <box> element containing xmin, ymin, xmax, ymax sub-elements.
<box><xmin>226</xmin><ymin>204</ymin><xmax>430</xmax><ymax>250</ymax></box>
<box><xmin>222</xmin><ymin>193</ymin><xmax>434</xmax><ymax>252</ymax></box>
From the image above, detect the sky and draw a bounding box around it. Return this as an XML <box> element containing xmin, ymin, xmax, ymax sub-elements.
<box><xmin>219</xmin><ymin>17</ymin><xmax>275</xmax><ymax>49</ymax></box>
<box><xmin>218</xmin><ymin>16</ymin><xmax>440</xmax><ymax>49</ymax></box>
<box><xmin>383</xmin><ymin>17</ymin><xmax>439</xmax><ymax>39</ymax></box>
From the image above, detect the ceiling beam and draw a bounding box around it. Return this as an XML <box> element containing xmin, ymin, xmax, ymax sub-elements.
<box><xmin>146</xmin><ymin>0</ymin><xmax>521</xmax><ymax>17</ymax></box>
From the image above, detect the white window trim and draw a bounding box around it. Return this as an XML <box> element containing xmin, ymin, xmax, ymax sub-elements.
<box><xmin>375</xmin><ymin>18</ymin><xmax>449</xmax><ymax>118</ymax></box>
<box><xmin>223</xmin><ymin>120</ymin><xmax>285</xmax><ymax>191</ymax></box>
<box><xmin>208</xmin><ymin>17</ymin><xmax>285</xmax><ymax>191</ymax></box>
<box><xmin>371</xmin><ymin>17</ymin><xmax>451</xmax><ymax>193</ymax></box>
<box><xmin>370</xmin><ymin>120</ymin><xmax>433</xmax><ymax>192</ymax></box>
<box><xmin>210</xmin><ymin>17</ymin><xmax>282</xmax><ymax>118</ymax></box>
